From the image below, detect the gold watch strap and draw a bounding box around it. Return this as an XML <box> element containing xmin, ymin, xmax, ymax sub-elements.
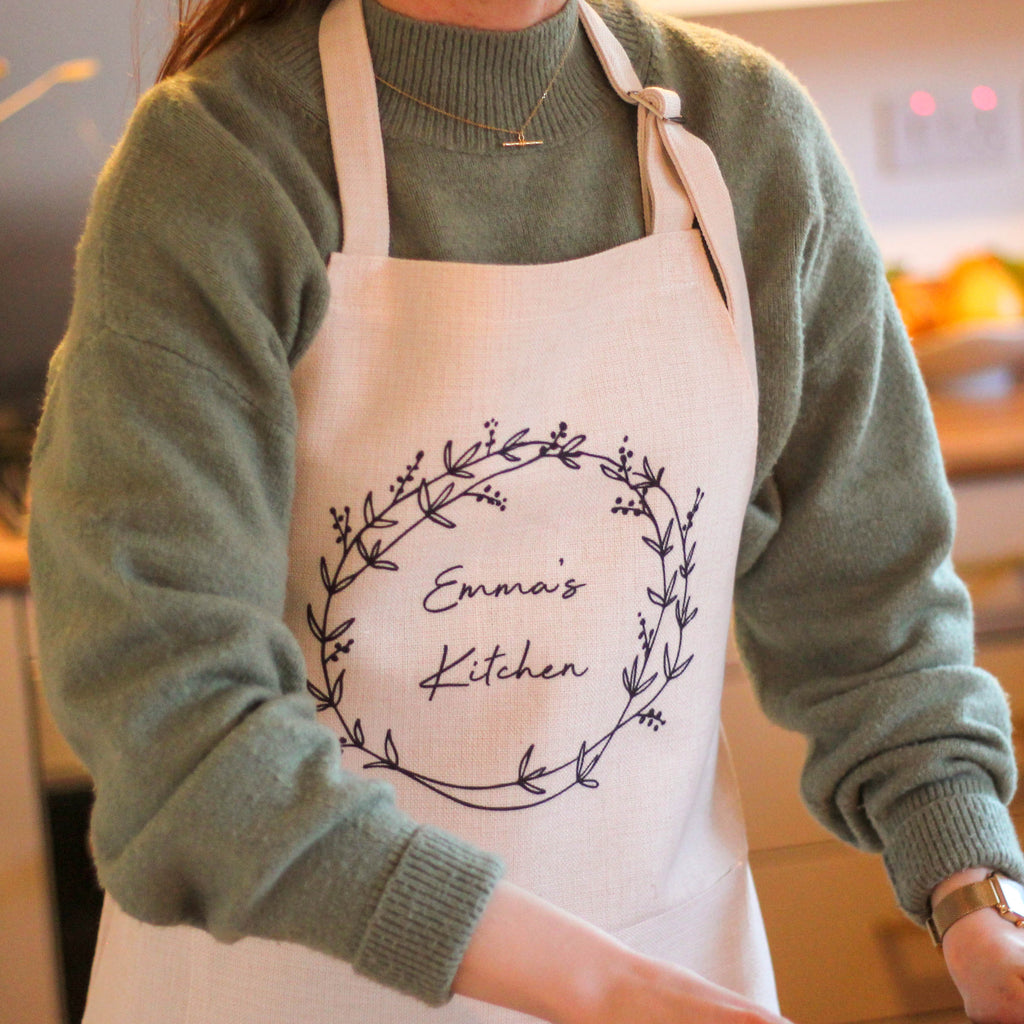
<box><xmin>928</xmin><ymin>873</ymin><xmax>1022</xmax><ymax>945</ymax></box>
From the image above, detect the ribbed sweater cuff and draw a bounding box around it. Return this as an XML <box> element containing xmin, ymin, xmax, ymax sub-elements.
<box><xmin>354</xmin><ymin>825</ymin><xmax>505</xmax><ymax>1005</ymax></box>
<box><xmin>881</xmin><ymin>777</ymin><xmax>1024</xmax><ymax>923</ymax></box>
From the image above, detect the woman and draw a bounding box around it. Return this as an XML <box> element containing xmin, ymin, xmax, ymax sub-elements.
<box><xmin>29</xmin><ymin>0</ymin><xmax>1024</xmax><ymax>1021</ymax></box>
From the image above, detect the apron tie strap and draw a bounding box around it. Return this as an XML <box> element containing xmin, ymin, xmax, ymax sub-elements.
<box><xmin>629</xmin><ymin>86</ymin><xmax>682</xmax><ymax>121</ymax></box>
<box><xmin>629</xmin><ymin>86</ymin><xmax>694</xmax><ymax>237</ymax></box>
<box><xmin>574</xmin><ymin>5</ymin><xmax>694</xmax><ymax>238</ymax></box>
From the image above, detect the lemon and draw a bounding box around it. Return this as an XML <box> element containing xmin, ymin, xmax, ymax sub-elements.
<box><xmin>939</xmin><ymin>254</ymin><xmax>1024</xmax><ymax>326</ymax></box>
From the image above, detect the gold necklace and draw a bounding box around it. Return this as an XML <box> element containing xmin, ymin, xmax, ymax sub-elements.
<box><xmin>374</xmin><ymin>28</ymin><xmax>575</xmax><ymax>148</ymax></box>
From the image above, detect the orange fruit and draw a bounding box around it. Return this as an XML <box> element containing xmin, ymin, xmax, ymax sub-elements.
<box><xmin>889</xmin><ymin>272</ymin><xmax>942</xmax><ymax>338</ymax></box>
<box><xmin>938</xmin><ymin>254</ymin><xmax>1024</xmax><ymax>326</ymax></box>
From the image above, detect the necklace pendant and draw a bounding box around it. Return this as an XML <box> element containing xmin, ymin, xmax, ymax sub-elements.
<box><xmin>503</xmin><ymin>133</ymin><xmax>543</xmax><ymax>148</ymax></box>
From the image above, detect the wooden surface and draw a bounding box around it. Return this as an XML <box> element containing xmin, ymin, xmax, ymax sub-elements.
<box><xmin>0</xmin><ymin>530</ymin><xmax>29</xmax><ymax>589</ymax></box>
<box><xmin>931</xmin><ymin>384</ymin><xmax>1024</xmax><ymax>478</ymax></box>
<box><xmin>0</xmin><ymin>591</ymin><xmax>64</xmax><ymax>1024</ymax></box>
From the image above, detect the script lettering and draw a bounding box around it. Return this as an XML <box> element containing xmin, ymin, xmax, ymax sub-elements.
<box><xmin>417</xmin><ymin>639</ymin><xmax>589</xmax><ymax>701</ymax></box>
<box><xmin>422</xmin><ymin>562</ymin><xmax>586</xmax><ymax>614</ymax></box>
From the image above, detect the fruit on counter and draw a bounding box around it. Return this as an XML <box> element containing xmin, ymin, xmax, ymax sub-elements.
<box><xmin>888</xmin><ymin>252</ymin><xmax>1024</xmax><ymax>339</ymax></box>
<box><xmin>939</xmin><ymin>254</ymin><xmax>1024</xmax><ymax>325</ymax></box>
<box><xmin>1000</xmin><ymin>255</ymin><xmax>1024</xmax><ymax>291</ymax></box>
<box><xmin>887</xmin><ymin>271</ymin><xmax>943</xmax><ymax>337</ymax></box>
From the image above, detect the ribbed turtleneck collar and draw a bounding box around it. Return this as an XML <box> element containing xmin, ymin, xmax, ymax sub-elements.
<box><xmin>362</xmin><ymin>0</ymin><xmax>619</xmax><ymax>151</ymax></box>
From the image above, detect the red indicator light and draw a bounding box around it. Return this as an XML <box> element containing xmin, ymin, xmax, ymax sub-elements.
<box><xmin>972</xmin><ymin>85</ymin><xmax>998</xmax><ymax>111</ymax></box>
<box><xmin>909</xmin><ymin>90</ymin><xmax>936</xmax><ymax>117</ymax></box>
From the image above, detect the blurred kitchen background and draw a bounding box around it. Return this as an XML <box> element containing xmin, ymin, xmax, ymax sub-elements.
<box><xmin>2</xmin><ymin>0</ymin><xmax>1022</xmax><ymax>1022</ymax></box>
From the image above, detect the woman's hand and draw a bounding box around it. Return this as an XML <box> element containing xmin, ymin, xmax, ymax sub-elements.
<box><xmin>935</xmin><ymin>869</ymin><xmax>1024</xmax><ymax>1024</ymax></box>
<box><xmin>452</xmin><ymin>880</ymin><xmax>794</xmax><ymax>1024</ymax></box>
<box><xmin>568</xmin><ymin>951</ymin><xmax>794</xmax><ymax>1024</ymax></box>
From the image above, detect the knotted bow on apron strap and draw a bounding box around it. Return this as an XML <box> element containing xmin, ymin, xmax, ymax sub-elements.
<box><xmin>632</xmin><ymin>87</ymin><xmax>695</xmax><ymax>245</ymax></box>
<box><xmin>576</xmin><ymin>2</ymin><xmax>751</xmax><ymax>342</ymax></box>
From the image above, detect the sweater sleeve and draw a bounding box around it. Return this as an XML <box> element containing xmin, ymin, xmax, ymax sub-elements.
<box><xmin>28</xmin><ymin>61</ymin><xmax>502</xmax><ymax>1004</ymax></box>
<box><xmin>713</xmin><ymin>48</ymin><xmax>1024</xmax><ymax>921</ymax></box>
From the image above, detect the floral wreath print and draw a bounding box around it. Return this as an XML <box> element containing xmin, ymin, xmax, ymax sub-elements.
<box><xmin>306</xmin><ymin>420</ymin><xmax>704</xmax><ymax>811</ymax></box>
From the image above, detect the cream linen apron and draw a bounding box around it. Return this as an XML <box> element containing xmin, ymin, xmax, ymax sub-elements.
<box><xmin>83</xmin><ymin>1</ymin><xmax>776</xmax><ymax>1020</ymax></box>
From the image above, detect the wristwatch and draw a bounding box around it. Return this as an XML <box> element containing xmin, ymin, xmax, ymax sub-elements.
<box><xmin>928</xmin><ymin>872</ymin><xmax>1024</xmax><ymax>945</ymax></box>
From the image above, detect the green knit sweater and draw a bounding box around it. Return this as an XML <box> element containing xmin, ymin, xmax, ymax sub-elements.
<box><xmin>28</xmin><ymin>0</ymin><xmax>1023</xmax><ymax>1007</ymax></box>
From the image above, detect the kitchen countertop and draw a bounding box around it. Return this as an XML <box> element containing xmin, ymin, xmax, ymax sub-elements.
<box><xmin>930</xmin><ymin>383</ymin><xmax>1024</xmax><ymax>479</ymax></box>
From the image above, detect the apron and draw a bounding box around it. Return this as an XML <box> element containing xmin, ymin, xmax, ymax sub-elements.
<box><xmin>83</xmin><ymin>1</ymin><xmax>777</xmax><ymax>1020</ymax></box>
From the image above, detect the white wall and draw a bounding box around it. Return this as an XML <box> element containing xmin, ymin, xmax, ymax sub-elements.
<box><xmin>684</xmin><ymin>0</ymin><xmax>1024</xmax><ymax>272</ymax></box>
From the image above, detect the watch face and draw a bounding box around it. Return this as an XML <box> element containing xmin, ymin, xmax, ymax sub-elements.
<box><xmin>995</xmin><ymin>876</ymin><xmax>1024</xmax><ymax>924</ymax></box>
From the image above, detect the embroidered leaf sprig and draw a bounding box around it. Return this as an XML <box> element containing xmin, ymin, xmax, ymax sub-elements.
<box><xmin>417</xmin><ymin>478</ymin><xmax>457</xmax><ymax>529</ymax></box>
<box><xmin>517</xmin><ymin>744</ymin><xmax>548</xmax><ymax>795</ymax></box>
<box><xmin>355</xmin><ymin>535</ymin><xmax>399</xmax><ymax>572</ymax></box>
<box><xmin>622</xmin><ymin>654</ymin><xmax>658</xmax><ymax>698</ymax></box>
<box><xmin>365</xmin><ymin>729</ymin><xmax>400</xmax><ymax>769</ymax></box>
<box><xmin>363</xmin><ymin>492</ymin><xmax>398</xmax><ymax>530</ymax></box>
<box><xmin>637</xmin><ymin>708</ymin><xmax>666</xmax><ymax>731</ymax></box>
<box><xmin>575</xmin><ymin>741</ymin><xmax>599</xmax><ymax>789</ymax></box>
<box><xmin>498</xmin><ymin>428</ymin><xmax>529</xmax><ymax>462</ymax></box>
<box><xmin>443</xmin><ymin>439</ymin><xmax>480</xmax><ymax>478</ymax></box>
<box><xmin>306</xmin><ymin>670</ymin><xmax>343</xmax><ymax>713</ymax></box>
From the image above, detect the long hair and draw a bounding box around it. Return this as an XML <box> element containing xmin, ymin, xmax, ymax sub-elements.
<box><xmin>157</xmin><ymin>0</ymin><xmax>311</xmax><ymax>81</ymax></box>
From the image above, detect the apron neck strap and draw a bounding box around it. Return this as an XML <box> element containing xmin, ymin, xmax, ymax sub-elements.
<box><xmin>574</xmin><ymin>2</ymin><xmax>694</xmax><ymax>239</ymax></box>
<box><xmin>319</xmin><ymin>0</ymin><xmax>390</xmax><ymax>257</ymax></box>
<box><xmin>317</xmin><ymin>0</ymin><xmax>701</xmax><ymax>255</ymax></box>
